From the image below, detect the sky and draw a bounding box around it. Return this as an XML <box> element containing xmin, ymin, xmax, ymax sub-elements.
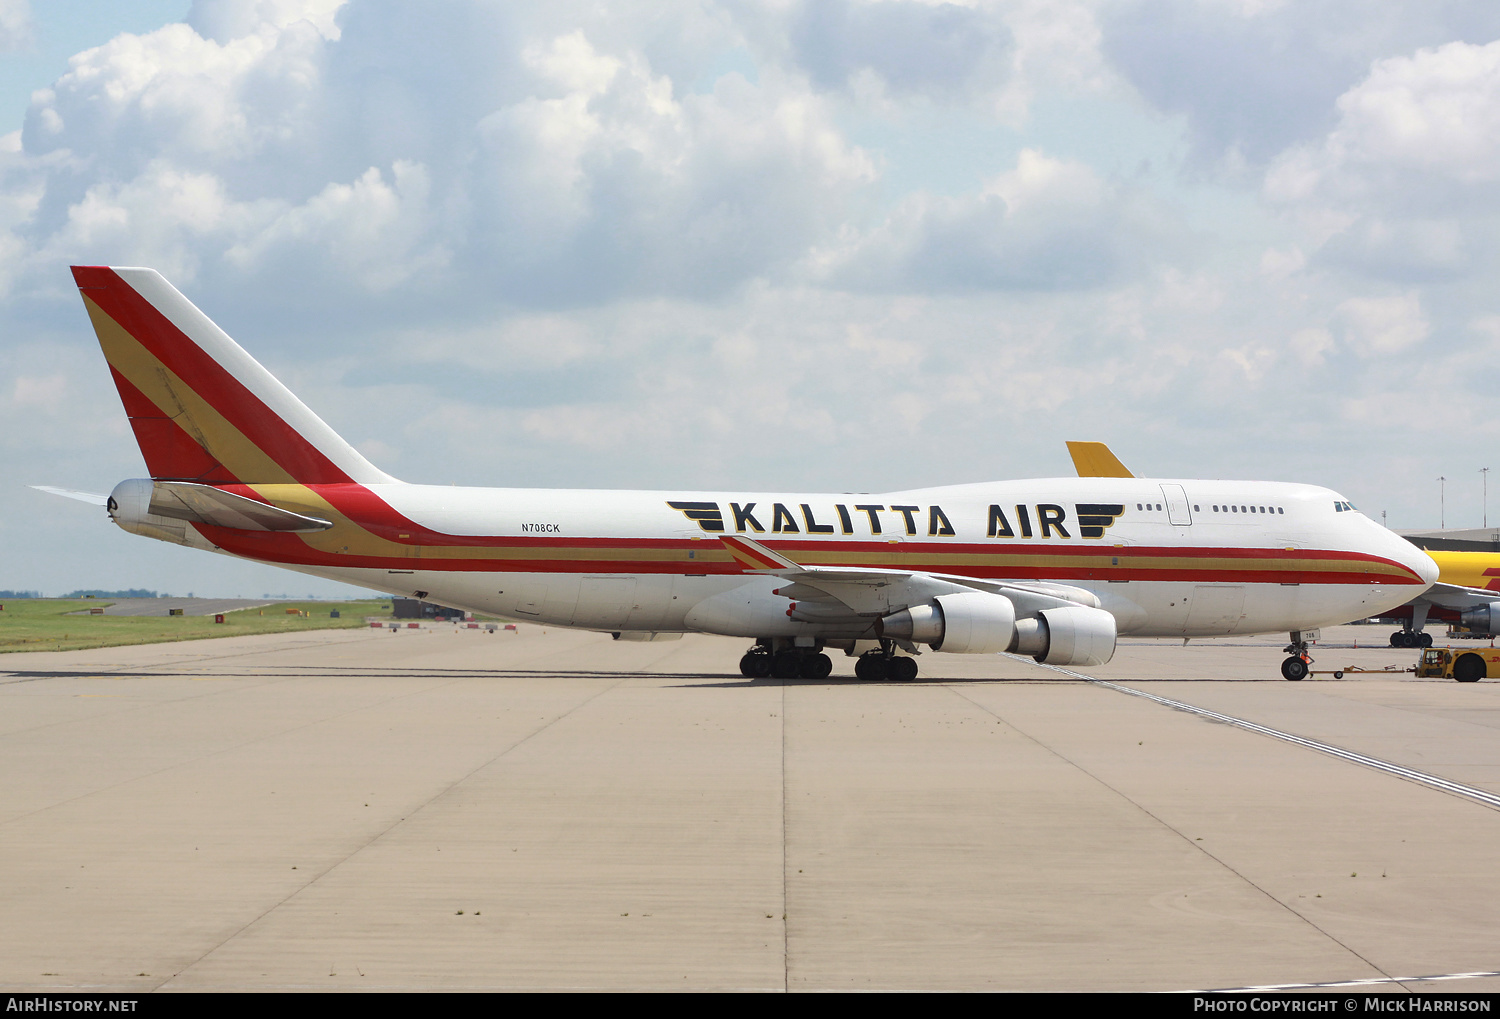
<box><xmin>5</xmin><ymin>0</ymin><xmax>1500</xmax><ymax>597</ymax></box>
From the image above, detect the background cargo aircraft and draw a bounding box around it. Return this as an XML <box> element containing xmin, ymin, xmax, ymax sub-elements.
<box><xmin>1372</xmin><ymin>531</ymin><xmax>1500</xmax><ymax>647</ymax></box>
<box><xmin>39</xmin><ymin>267</ymin><xmax>1439</xmax><ymax>682</ymax></box>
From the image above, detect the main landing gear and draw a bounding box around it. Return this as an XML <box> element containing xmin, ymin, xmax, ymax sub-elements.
<box><xmin>855</xmin><ymin>649</ymin><xmax>918</xmax><ymax>682</ymax></box>
<box><xmin>737</xmin><ymin>638</ymin><xmax>920</xmax><ymax>681</ymax></box>
<box><xmin>739</xmin><ymin>644</ymin><xmax>833</xmax><ymax>680</ymax></box>
<box><xmin>1390</xmin><ymin>629</ymin><xmax>1433</xmax><ymax>648</ymax></box>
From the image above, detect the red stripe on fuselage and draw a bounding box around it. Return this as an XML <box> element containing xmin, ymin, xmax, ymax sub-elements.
<box><xmin>190</xmin><ymin>482</ymin><xmax>1427</xmax><ymax>586</ymax></box>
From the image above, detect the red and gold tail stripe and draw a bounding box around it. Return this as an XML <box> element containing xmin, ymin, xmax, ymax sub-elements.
<box><xmin>73</xmin><ymin>266</ymin><xmax>356</xmax><ymax>486</ymax></box>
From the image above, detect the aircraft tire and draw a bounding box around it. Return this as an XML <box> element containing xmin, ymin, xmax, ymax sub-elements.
<box><xmin>1454</xmin><ymin>653</ymin><xmax>1485</xmax><ymax>683</ymax></box>
<box><xmin>740</xmin><ymin>653</ymin><xmax>771</xmax><ymax>678</ymax></box>
<box><xmin>889</xmin><ymin>657</ymin><xmax>919</xmax><ymax>682</ymax></box>
<box><xmin>1390</xmin><ymin>631</ymin><xmax>1407</xmax><ymax>648</ymax></box>
<box><xmin>771</xmin><ymin>653</ymin><xmax>801</xmax><ymax>680</ymax></box>
<box><xmin>1281</xmin><ymin>656</ymin><xmax>1308</xmax><ymax>681</ymax></box>
<box><xmin>799</xmin><ymin>653</ymin><xmax>833</xmax><ymax>679</ymax></box>
<box><xmin>1419</xmin><ymin>633</ymin><xmax>1433</xmax><ymax>648</ymax></box>
<box><xmin>854</xmin><ymin>654</ymin><xmax>887</xmax><ymax>682</ymax></box>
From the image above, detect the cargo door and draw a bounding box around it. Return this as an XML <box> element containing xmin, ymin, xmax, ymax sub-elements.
<box><xmin>514</xmin><ymin>575</ymin><xmax>581</xmax><ymax>624</ymax></box>
<box><xmin>576</xmin><ymin>576</ymin><xmax>638</xmax><ymax>629</ymax></box>
<box><xmin>1185</xmin><ymin>585</ymin><xmax>1245</xmax><ymax>634</ymax></box>
<box><xmin>1160</xmin><ymin>484</ymin><xmax>1192</xmax><ymax>526</ymax></box>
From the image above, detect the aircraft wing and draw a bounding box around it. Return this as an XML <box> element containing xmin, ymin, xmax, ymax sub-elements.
<box><xmin>1413</xmin><ymin>582</ymin><xmax>1500</xmax><ymax>611</ymax></box>
<box><xmin>717</xmin><ymin>534</ymin><xmax>1100</xmax><ymax>615</ymax></box>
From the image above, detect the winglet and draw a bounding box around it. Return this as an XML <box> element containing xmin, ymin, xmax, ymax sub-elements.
<box><xmin>718</xmin><ymin>534</ymin><xmax>802</xmax><ymax>573</ymax></box>
<box><xmin>1066</xmin><ymin>441</ymin><xmax>1134</xmax><ymax>478</ymax></box>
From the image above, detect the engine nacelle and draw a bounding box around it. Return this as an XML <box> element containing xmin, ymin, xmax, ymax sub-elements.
<box><xmin>1460</xmin><ymin>603</ymin><xmax>1500</xmax><ymax>636</ymax></box>
<box><xmin>881</xmin><ymin>595</ymin><xmax>1117</xmax><ymax>666</ymax></box>
<box><xmin>107</xmin><ymin>479</ymin><xmax>192</xmax><ymax>546</ymax></box>
<box><xmin>881</xmin><ymin>591</ymin><xmax>1016</xmax><ymax>654</ymax></box>
<box><xmin>1027</xmin><ymin>605</ymin><xmax>1117</xmax><ymax>667</ymax></box>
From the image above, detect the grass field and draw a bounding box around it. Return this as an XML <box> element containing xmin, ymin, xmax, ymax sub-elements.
<box><xmin>0</xmin><ymin>599</ymin><xmax>393</xmax><ymax>653</ymax></box>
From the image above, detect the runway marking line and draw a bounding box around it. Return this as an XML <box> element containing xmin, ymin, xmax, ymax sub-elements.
<box><xmin>1191</xmin><ymin>968</ymin><xmax>1500</xmax><ymax>992</ymax></box>
<box><xmin>1008</xmin><ymin>655</ymin><xmax>1500</xmax><ymax>812</ymax></box>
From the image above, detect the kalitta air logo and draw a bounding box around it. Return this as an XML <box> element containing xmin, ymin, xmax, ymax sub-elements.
<box><xmin>666</xmin><ymin>501</ymin><xmax>725</xmax><ymax>532</ymax></box>
<box><xmin>669</xmin><ymin>501</ymin><xmax>956</xmax><ymax>536</ymax></box>
<box><xmin>1074</xmin><ymin>504</ymin><xmax>1126</xmax><ymax>539</ymax></box>
<box><xmin>670</xmin><ymin>500</ymin><xmax>1125</xmax><ymax>538</ymax></box>
<box><xmin>985</xmin><ymin>503</ymin><xmax>1123</xmax><ymax>539</ymax></box>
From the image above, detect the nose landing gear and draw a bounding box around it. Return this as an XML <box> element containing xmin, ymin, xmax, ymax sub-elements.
<box><xmin>1281</xmin><ymin>630</ymin><xmax>1314</xmax><ymax>681</ymax></box>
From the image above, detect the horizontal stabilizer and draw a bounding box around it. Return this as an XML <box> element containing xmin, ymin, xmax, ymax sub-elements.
<box><xmin>147</xmin><ymin>482</ymin><xmax>333</xmax><ymax>532</ymax></box>
<box><xmin>30</xmin><ymin>485</ymin><xmax>109</xmax><ymax>507</ymax></box>
<box><xmin>1066</xmin><ymin>441</ymin><xmax>1134</xmax><ymax>478</ymax></box>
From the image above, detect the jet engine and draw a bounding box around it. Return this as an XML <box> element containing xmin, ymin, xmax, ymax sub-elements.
<box><xmin>880</xmin><ymin>592</ymin><xmax>1117</xmax><ymax>667</ymax></box>
<box><xmin>1460</xmin><ymin>603</ymin><xmax>1500</xmax><ymax>636</ymax></box>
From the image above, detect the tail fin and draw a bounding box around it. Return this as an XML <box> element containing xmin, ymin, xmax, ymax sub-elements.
<box><xmin>72</xmin><ymin>266</ymin><xmax>395</xmax><ymax>486</ymax></box>
<box><xmin>1065</xmin><ymin>441</ymin><xmax>1134</xmax><ymax>479</ymax></box>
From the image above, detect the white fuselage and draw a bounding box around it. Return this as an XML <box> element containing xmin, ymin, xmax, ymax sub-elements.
<box><xmin>182</xmin><ymin>476</ymin><xmax>1435</xmax><ymax>641</ymax></box>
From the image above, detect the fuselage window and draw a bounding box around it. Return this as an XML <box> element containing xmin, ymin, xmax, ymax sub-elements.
<box><xmin>1231</xmin><ymin>505</ymin><xmax>1237</xmax><ymax>512</ymax></box>
<box><xmin>1278</xmin><ymin>507</ymin><xmax>1284</xmax><ymax>514</ymax></box>
<box><xmin>1137</xmin><ymin>503</ymin><xmax>1143</xmax><ymax>510</ymax></box>
<box><xmin>1193</xmin><ymin>505</ymin><xmax>1199</xmax><ymax>511</ymax></box>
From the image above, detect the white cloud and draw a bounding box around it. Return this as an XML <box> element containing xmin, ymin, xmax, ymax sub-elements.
<box><xmin>10</xmin><ymin>10</ymin><xmax>877</xmax><ymax>308</ymax></box>
<box><xmin>1289</xmin><ymin>327</ymin><xmax>1335</xmax><ymax>367</ymax></box>
<box><xmin>31</xmin><ymin>161</ymin><xmax>276</xmax><ymax>284</ymax></box>
<box><xmin>187</xmin><ymin>0</ymin><xmax>346</xmax><ymax>43</ymax></box>
<box><xmin>1104</xmin><ymin>1</ymin><xmax>1500</xmax><ymax>167</ymax></box>
<box><xmin>1336</xmin><ymin>293</ymin><xmax>1430</xmax><ymax>357</ymax></box>
<box><xmin>816</xmin><ymin>148</ymin><xmax>1164</xmax><ymax>292</ymax></box>
<box><xmin>225</xmin><ymin>160</ymin><xmax>450</xmax><ymax>290</ymax></box>
<box><xmin>1331</xmin><ymin>40</ymin><xmax>1500</xmax><ymax>184</ymax></box>
<box><xmin>784</xmin><ymin>0</ymin><xmax>1015</xmax><ymax>99</ymax></box>
<box><xmin>0</xmin><ymin>0</ymin><xmax>29</xmax><ymax>52</ymax></box>
<box><xmin>1262</xmin><ymin>39</ymin><xmax>1500</xmax><ymax>286</ymax></box>
<box><xmin>1267</xmin><ymin>39</ymin><xmax>1500</xmax><ymax>208</ymax></box>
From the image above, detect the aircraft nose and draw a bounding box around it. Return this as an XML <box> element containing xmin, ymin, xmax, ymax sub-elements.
<box><xmin>1401</xmin><ymin>539</ymin><xmax>1439</xmax><ymax>588</ymax></box>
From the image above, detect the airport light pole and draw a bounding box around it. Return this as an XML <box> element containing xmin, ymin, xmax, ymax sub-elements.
<box><xmin>1484</xmin><ymin>467</ymin><xmax>1491</xmax><ymax>528</ymax></box>
<box><xmin>1439</xmin><ymin>476</ymin><xmax>1446</xmax><ymax>528</ymax></box>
